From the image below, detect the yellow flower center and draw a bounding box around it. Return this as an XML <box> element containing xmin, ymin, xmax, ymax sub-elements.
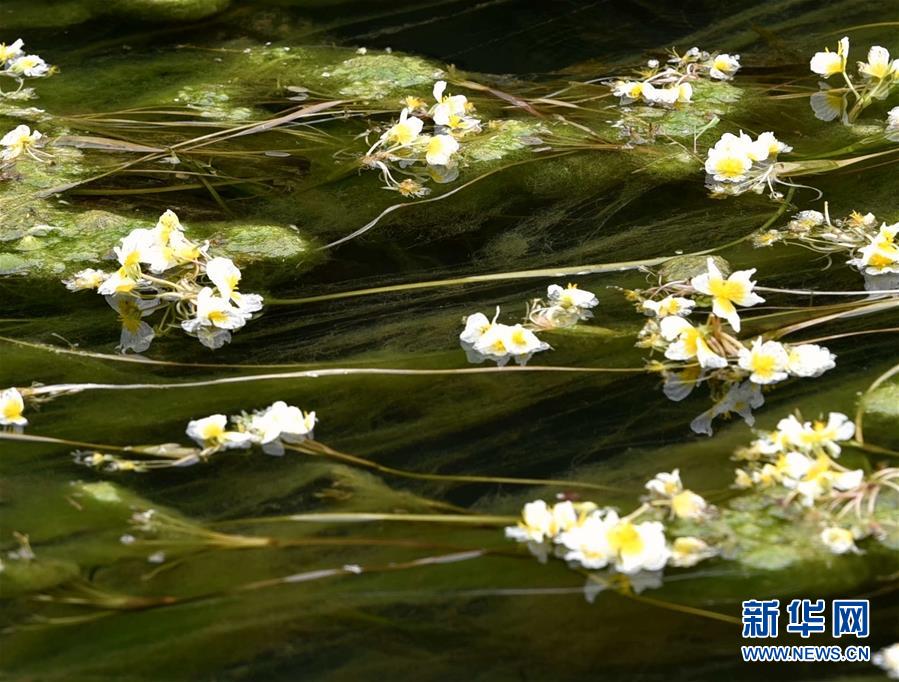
<box><xmin>707</xmin><ymin>277</ymin><xmax>747</xmax><ymax>302</ymax></box>
<box><xmin>3</xmin><ymin>401</ymin><xmax>22</xmax><ymax>420</ymax></box>
<box><xmin>607</xmin><ymin>522</ymin><xmax>643</xmax><ymax>556</ymax></box>
<box><xmin>201</xmin><ymin>422</ymin><xmax>224</xmax><ymax>441</ymax></box>
<box><xmin>208</xmin><ymin>310</ymin><xmax>228</xmax><ymax>325</ymax></box>
<box><xmin>749</xmin><ymin>352</ymin><xmax>777</xmax><ymax>379</ymax></box>
<box><xmin>713</xmin><ymin>156</ymin><xmax>748</xmax><ymax>179</ymax></box>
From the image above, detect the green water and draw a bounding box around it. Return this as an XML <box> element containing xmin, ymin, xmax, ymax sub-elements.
<box><xmin>1</xmin><ymin>1</ymin><xmax>898</xmax><ymax>680</ymax></box>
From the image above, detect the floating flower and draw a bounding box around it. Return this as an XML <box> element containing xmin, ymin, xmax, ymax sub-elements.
<box><xmin>505</xmin><ymin>500</ymin><xmax>579</xmax><ymax>544</ymax></box>
<box><xmin>7</xmin><ymin>54</ymin><xmax>50</xmax><ymax>78</ymax></box>
<box><xmin>777</xmin><ymin>412</ymin><xmax>855</xmax><ymax>457</ymax></box>
<box><xmin>0</xmin><ymin>39</ymin><xmax>24</xmax><ymax>65</ymax></box>
<box><xmin>611</xmin><ymin>80</ymin><xmax>644</xmax><ymax>104</ymax></box>
<box><xmin>106</xmin><ymin>295</ymin><xmax>158</xmax><ymax>354</ymax></box>
<box><xmin>460</xmin><ymin>309</ymin><xmax>550</xmax><ymax>366</ymax></box>
<box><xmin>206</xmin><ymin>257</ymin><xmax>263</xmax><ymax>313</ymax></box>
<box><xmin>0</xmin><ymin>388</ymin><xmax>27</xmax><ymax>427</ymax></box>
<box><xmin>559</xmin><ymin>508</ymin><xmax>669</xmax><ymax>574</ymax></box>
<box><xmin>1</xmin><ymin>124</ymin><xmax>42</xmax><ymax>162</ymax></box>
<box><xmin>185</xmin><ymin>414</ymin><xmax>253</xmax><ymax>450</ymax></box>
<box><xmin>645</xmin><ymin>469</ymin><xmax>708</xmax><ymax>520</ymax></box>
<box><xmin>382</xmin><ymin>107</ymin><xmax>424</xmax><ymax>145</ymax></box>
<box><xmin>424</xmin><ymin>134</ymin><xmax>459</xmax><ymax>166</ymax></box>
<box><xmin>810</xmin><ymin>88</ymin><xmax>846</xmax><ymax>122</ymax></box>
<box><xmin>810</xmin><ymin>37</ymin><xmax>849</xmax><ymax>77</ymax></box>
<box><xmin>247</xmin><ymin>401</ymin><xmax>316</xmax><ymax>456</ymax></box>
<box><xmin>819</xmin><ymin>527</ymin><xmax>857</xmax><ymax>555</ymax></box>
<box><xmin>690</xmin><ymin>257</ymin><xmax>764</xmax><ymax>331</ymax></box>
<box><xmin>708</xmin><ymin>53</ymin><xmax>740</xmax><ymax>80</ymax></box>
<box><xmin>63</xmin><ymin>268</ymin><xmax>108</xmax><ymax>292</ymax></box>
<box><xmin>181</xmin><ymin>287</ymin><xmax>252</xmax><ymax>349</ymax></box>
<box><xmin>690</xmin><ymin>380</ymin><xmax>763</xmax><ymax>435</ymax></box>
<box><xmin>738</xmin><ymin>337</ymin><xmax>789</xmax><ymax>385</ymax></box>
<box><xmin>848</xmin><ymin>222</ymin><xmax>899</xmax><ymax>275</ymax></box>
<box><xmin>659</xmin><ymin>316</ymin><xmax>727</xmax><ymax>369</ymax></box>
<box><xmin>642</xmin><ymin>295</ymin><xmax>694</xmax><ymax>318</ymax></box>
<box><xmin>889</xmin><ymin>106</ymin><xmax>899</xmax><ymax>130</ymax></box>
<box><xmin>785</xmin><ymin>343</ymin><xmax>836</xmax><ymax>377</ymax></box>
<box><xmin>874</xmin><ymin>644</ymin><xmax>899</xmax><ymax>680</ymax></box>
<box><xmin>669</xmin><ymin>536</ymin><xmax>717</xmax><ymax>567</ymax></box>
<box><xmin>857</xmin><ymin>45</ymin><xmax>898</xmax><ymax>80</ymax></box>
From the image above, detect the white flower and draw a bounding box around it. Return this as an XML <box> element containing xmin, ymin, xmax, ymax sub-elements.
<box><xmin>659</xmin><ymin>316</ymin><xmax>728</xmax><ymax>369</ymax></box>
<box><xmin>690</xmin><ymin>257</ymin><xmax>764</xmax><ymax>331</ymax></box>
<box><xmin>786</xmin><ymin>343</ymin><xmax>836</xmax><ymax>377</ymax></box>
<box><xmin>459</xmin><ymin>311</ymin><xmax>492</xmax><ymax>344</ymax></box>
<box><xmin>810</xmin><ymin>37</ymin><xmax>849</xmax><ymax>77</ymax></box>
<box><xmin>1</xmin><ymin>124</ymin><xmax>42</xmax><ymax>162</ymax></box>
<box><xmin>810</xmin><ymin>89</ymin><xmax>846</xmax><ymax>122</ymax></box>
<box><xmin>185</xmin><ymin>414</ymin><xmax>253</xmax><ymax>450</ymax></box>
<box><xmin>0</xmin><ymin>388</ymin><xmax>27</xmax><ymax>427</ymax></box>
<box><xmin>873</xmin><ymin>644</ymin><xmax>899</xmax><ymax>679</ymax></box>
<box><xmin>558</xmin><ymin>512</ymin><xmax>614</xmax><ymax>569</ymax></box>
<box><xmin>642</xmin><ymin>295</ymin><xmax>694</xmax><ymax>318</ymax></box>
<box><xmin>424</xmin><ymin>134</ymin><xmax>459</xmax><ymax>166</ymax></box>
<box><xmin>0</xmin><ymin>39</ymin><xmax>24</xmax><ymax>65</ymax></box>
<box><xmin>819</xmin><ymin>527</ymin><xmax>857</xmax><ymax>555</ymax></box>
<box><xmin>690</xmin><ymin>380</ymin><xmax>764</xmax><ymax>436</ymax></box>
<box><xmin>206</xmin><ymin>257</ymin><xmax>240</xmax><ymax>301</ymax></box>
<box><xmin>547</xmin><ymin>283</ymin><xmax>598</xmax><ymax>311</ymax></box>
<box><xmin>645</xmin><ymin>469</ymin><xmax>682</xmax><ymax>497</ymax></box>
<box><xmin>611</xmin><ymin>80</ymin><xmax>644</xmax><ymax>103</ymax></box>
<box><xmin>642</xmin><ymin>82</ymin><xmax>691</xmax><ymax>106</ymax></box>
<box><xmin>606</xmin><ymin>513</ymin><xmax>669</xmax><ymax>575</ymax></box>
<box><xmin>382</xmin><ymin>108</ymin><xmax>424</xmax><ymax>145</ymax></box>
<box><xmin>857</xmin><ymin>45</ymin><xmax>898</xmax><ymax>80</ymax></box>
<box><xmin>112</xmin><ymin>228</ymin><xmax>158</xmax><ymax>271</ymax></box>
<box><xmin>848</xmin><ymin>222</ymin><xmax>899</xmax><ymax>274</ymax></box>
<box><xmin>501</xmin><ymin>324</ymin><xmax>549</xmax><ymax>356</ymax></box>
<box><xmin>889</xmin><ymin>106</ymin><xmax>899</xmax><ymax>130</ymax></box>
<box><xmin>7</xmin><ymin>54</ymin><xmax>50</xmax><ymax>77</ymax></box>
<box><xmin>708</xmin><ymin>53</ymin><xmax>740</xmax><ymax>80</ymax></box>
<box><xmin>63</xmin><ymin>268</ymin><xmax>108</xmax><ymax>291</ymax></box>
<box><xmin>738</xmin><ymin>337</ymin><xmax>790</xmax><ymax>385</ymax></box>
<box><xmin>505</xmin><ymin>500</ymin><xmax>574</xmax><ymax>544</ymax></box>
<box><xmin>755</xmin><ymin>131</ymin><xmax>792</xmax><ymax>156</ymax></box>
<box><xmin>670</xmin><ymin>490</ymin><xmax>708</xmax><ymax>520</ymax></box>
<box><xmin>669</xmin><ymin>537</ymin><xmax>717</xmax><ymax>567</ymax></box>
<box><xmin>704</xmin><ymin>145</ymin><xmax>752</xmax><ymax>182</ymax></box>
<box><xmin>106</xmin><ymin>295</ymin><xmax>158</xmax><ymax>354</ymax></box>
<box><xmin>780</xmin><ymin>412</ymin><xmax>855</xmax><ymax>457</ymax></box>
<box><xmin>248</xmin><ymin>401</ymin><xmax>316</xmax><ymax>455</ymax></box>
<box><xmin>181</xmin><ymin>287</ymin><xmax>251</xmax><ymax>348</ymax></box>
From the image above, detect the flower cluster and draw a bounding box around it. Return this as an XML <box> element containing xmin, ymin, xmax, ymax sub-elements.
<box><xmin>0</xmin><ymin>38</ymin><xmax>52</xmax><ymax>99</ymax></box>
<box><xmin>754</xmin><ymin>208</ymin><xmax>899</xmax><ymax>281</ymax></box>
<box><xmin>0</xmin><ymin>387</ymin><xmax>27</xmax><ymax>430</ymax></box>
<box><xmin>634</xmin><ymin>258</ymin><xmax>836</xmax><ymax>433</ymax></box>
<box><xmin>506</xmin><ymin>471</ymin><xmax>717</xmax><ymax>577</ymax></box>
<box><xmin>74</xmin><ymin>400</ymin><xmax>316</xmax><ymax>472</ymax></box>
<box><xmin>460</xmin><ymin>307</ymin><xmax>550</xmax><ymax>366</ymax></box>
<box><xmin>732</xmin><ymin>409</ymin><xmax>899</xmax><ymax>556</ymax></box>
<box><xmin>704</xmin><ymin>131</ymin><xmax>792</xmax><ymax>198</ymax></box>
<box><xmin>363</xmin><ymin>80</ymin><xmax>481</xmax><ymax>197</ymax></box>
<box><xmin>1</xmin><ymin>124</ymin><xmax>48</xmax><ymax>165</ymax></box>
<box><xmin>610</xmin><ymin>46</ymin><xmax>740</xmax><ymax>108</ymax></box>
<box><xmin>62</xmin><ymin>210</ymin><xmax>263</xmax><ymax>353</ymax></box>
<box><xmin>809</xmin><ymin>38</ymin><xmax>899</xmax><ymax>123</ymax></box>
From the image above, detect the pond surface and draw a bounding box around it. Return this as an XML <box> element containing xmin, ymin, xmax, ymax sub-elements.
<box><xmin>1</xmin><ymin>1</ymin><xmax>898</xmax><ymax>680</ymax></box>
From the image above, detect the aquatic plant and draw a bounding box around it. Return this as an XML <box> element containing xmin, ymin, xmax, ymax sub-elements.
<box><xmin>703</xmin><ymin>130</ymin><xmax>792</xmax><ymax>198</ymax></box>
<box><xmin>755</xmin><ymin>208</ymin><xmax>899</xmax><ymax>285</ymax></box>
<box><xmin>363</xmin><ymin>80</ymin><xmax>481</xmax><ymax>197</ymax></box>
<box><xmin>609</xmin><ymin>46</ymin><xmax>741</xmax><ymax>108</ymax></box>
<box><xmin>632</xmin><ymin>257</ymin><xmax>839</xmax><ymax>433</ymax></box>
<box><xmin>809</xmin><ymin>38</ymin><xmax>899</xmax><ymax>123</ymax></box>
<box><xmin>62</xmin><ymin>210</ymin><xmax>264</xmax><ymax>352</ymax></box>
<box><xmin>506</xmin><ymin>406</ymin><xmax>897</xmax><ymax>581</ymax></box>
